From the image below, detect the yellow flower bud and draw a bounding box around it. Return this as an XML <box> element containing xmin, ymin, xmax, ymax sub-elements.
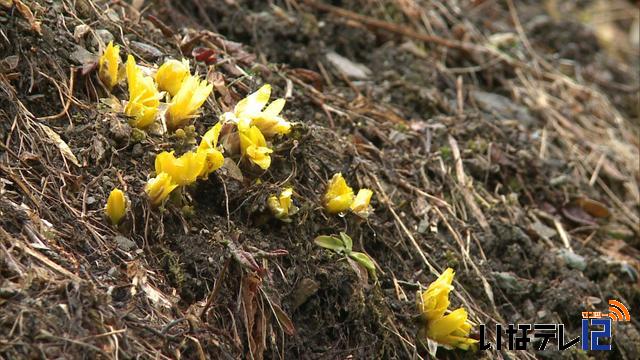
<box><xmin>323</xmin><ymin>173</ymin><xmax>354</xmax><ymax>214</ymax></box>
<box><xmin>124</xmin><ymin>55</ymin><xmax>160</xmax><ymax>128</ymax></box>
<box><xmin>145</xmin><ymin>172</ymin><xmax>178</xmax><ymax>206</ymax></box>
<box><xmin>267</xmin><ymin>187</ymin><xmax>298</xmax><ymax>221</ymax></box>
<box><xmin>105</xmin><ymin>188</ymin><xmax>126</xmax><ymax>225</ymax></box>
<box><xmin>155</xmin><ymin>150</ymin><xmax>206</xmax><ymax>186</ymax></box>
<box><xmin>239</xmin><ymin>125</ymin><xmax>272</xmax><ymax>170</ymax></box>
<box><xmin>418</xmin><ymin>268</ymin><xmax>454</xmax><ymax>322</ymax></box>
<box><xmin>418</xmin><ymin>268</ymin><xmax>477</xmax><ymax>350</ymax></box>
<box><xmin>196</xmin><ymin>122</ymin><xmax>225</xmax><ymax>177</ymax></box>
<box><xmin>166</xmin><ymin>75</ymin><xmax>213</xmax><ymax>129</ymax></box>
<box><xmin>98</xmin><ymin>41</ymin><xmax>120</xmax><ymax>91</ymax></box>
<box><xmin>155</xmin><ymin>59</ymin><xmax>190</xmax><ymax>97</ymax></box>
<box><xmin>350</xmin><ymin>188</ymin><xmax>373</xmax><ymax>217</ymax></box>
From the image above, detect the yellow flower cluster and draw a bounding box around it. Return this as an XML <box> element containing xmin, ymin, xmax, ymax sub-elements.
<box><xmin>97</xmin><ymin>44</ymin><xmax>212</xmax><ymax>131</ymax></box>
<box><xmin>417</xmin><ymin>268</ymin><xmax>477</xmax><ymax>351</ymax></box>
<box><xmin>145</xmin><ymin>122</ymin><xmax>224</xmax><ymax>206</ymax></box>
<box><xmin>138</xmin><ymin>83</ymin><xmax>292</xmax><ymax>207</ymax></box>
<box><xmin>323</xmin><ymin>173</ymin><xmax>373</xmax><ymax>217</ymax></box>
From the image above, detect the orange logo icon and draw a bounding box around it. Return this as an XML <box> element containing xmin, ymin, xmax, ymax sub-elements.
<box><xmin>606</xmin><ymin>300</ymin><xmax>630</xmax><ymax>322</ymax></box>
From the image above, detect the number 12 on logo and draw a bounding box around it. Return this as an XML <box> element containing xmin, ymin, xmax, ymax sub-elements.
<box><xmin>581</xmin><ymin>318</ymin><xmax>612</xmax><ymax>351</ymax></box>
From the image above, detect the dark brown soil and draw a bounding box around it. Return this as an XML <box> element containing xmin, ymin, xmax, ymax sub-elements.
<box><xmin>1</xmin><ymin>0</ymin><xmax>638</xmax><ymax>359</ymax></box>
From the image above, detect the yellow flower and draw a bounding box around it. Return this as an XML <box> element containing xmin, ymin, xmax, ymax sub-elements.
<box><xmin>167</xmin><ymin>75</ymin><xmax>213</xmax><ymax>129</ymax></box>
<box><xmin>239</xmin><ymin>125</ymin><xmax>273</xmax><ymax>170</ymax></box>
<box><xmin>124</xmin><ymin>55</ymin><xmax>160</xmax><ymax>128</ymax></box>
<box><xmin>145</xmin><ymin>172</ymin><xmax>178</xmax><ymax>206</ymax></box>
<box><xmin>418</xmin><ymin>268</ymin><xmax>477</xmax><ymax>351</ymax></box>
<box><xmin>323</xmin><ymin>173</ymin><xmax>354</xmax><ymax>214</ymax></box>
<box><xmin>426</xmin><ymin>308</ymin><xmax>477</xmax><ymax>350</ymax></box>
<box><xmin>223</xmin><ymin>84</ymin><xmax>292</xmax><ymax>137</ymax></box>
<box><xmin>98</xmin><ymin>41</ymin><xmax>120</xmax><ymax>91</ymax></box>
<box><xmin>231</xmin><ymin>84</ymin><xmax>272</xmax><ymax>127</ymax></box>
<box><xmin>155</xmin><ymin>150</ymin><xmax>206</xmax><ymax>186</ymax></box>
<box><xmin>155</xmin><ymin>59</ymin><xmax>190</xmax><ymax>97</ymax></box>
<box><xmin>267</xmin><ymin>187</ymin><xmax>298</xmax><ymax>221</ymax></box>
<box><xmin>350</xmin><ymin>188</ymin><xmax>373</xmax><ymax>217</ymax></box>
<box><xmin>418</xmin><ymin>268</ymin><xmax>454</xmax><ymax>322</ymax></box>
<box><xmin>197</xmin><ymin>122</ymin><xmax>224</xmax><ymax>177</ymax></box>
<box><xmin>252</xmin><ymin>98</ymin><xmax>291</xmax><ymax>137</ymax></box>
<box><xmin>105</xmin><ymin>188</ymin><xmax>126</xmax><ymax>225</ymax></box>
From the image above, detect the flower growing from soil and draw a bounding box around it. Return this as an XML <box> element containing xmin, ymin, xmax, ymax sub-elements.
<box><xmin>350</xmin><ymin>188</ymin><xmax>373</xmax><ymax>218</ymax></box>
<box><xmin>166</xmin><ymin>75</ymin><xmax>213</xmax><ymax>129</ymax></box>
<box><xmin>124</xmin><ymin>55</ymin><xmax>160</xmax><ymax>128</ymax></box>
<box><xmin>223</xmin><ymin>84</ymin><xmax>292</xmax><ymax>137</ymax></box>
<box><xmin>267</xmin><ymin>187</ymin><xmax>298</xmax><ymax>222</ymax></box>
<box><xmin>323</xmin><ymin>173</ymin><xmax>354</xmax><ymax>214</ymax></box>
<box><xmin>197</xmin><ymin>122</ymin><xmax>224</xmax><ymax>178</ymax></box>
<box><xmin>145</xmin><ymin>172</ymin><xmax>178</xmax><ymax>206</ymax></box>
<box><xmin>417</xmin><ymin>268</ymin><xmax>477</xmax><ymax>351</ymax></box>
<box><xmin>239</xmin><ymin>125</ymin><xmax>272</xmax><ymax>170</ymax></box>
<box><xmin>105</xmin><ymin>188</ymin><xmax>126</xmax><ymax>225</ymax></box>
<box><xmin>155</xmin><ymin>59</ymin><xmax>190</xmax><ymax>97</ymax></box>
<box><xmin>155</xmin><ymin>150</ymin><xmax>206</xmax><ymax>186</ymax></box>
<box><xmin>98</xmin><ymin>41</ymin><xmax>120</xmax><ymax>91</ymax></box>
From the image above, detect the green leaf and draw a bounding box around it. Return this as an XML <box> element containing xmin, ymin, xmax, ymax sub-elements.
<box><xmin>349</xmin><ymin>252</ymin><xmax>376</xmax><ymax>275</ymax></box>
<box><xmin>339</xmin><ymin>232</ymin><xmax>353</xmax><ymax>252</ymax></box>
<box><xmin>314</xmin><ymin>236</ymin><xmax>345</xmax><ymax>252</ymax></box>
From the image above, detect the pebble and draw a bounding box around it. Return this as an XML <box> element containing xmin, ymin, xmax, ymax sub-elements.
<box><xmin>91</xmin><ymin>29</ymin><xmax>114</xmax><ymax>48</ymax></box>
<box><xmin>557</xmin><ymin>249</ymin><xmax>586</xmax><ymax>271</ymax></box>
<box><xmin>114</xmin><ymin>235</ymin><xmax>136</xmax><ymax>251</ymax></box>
<box><xmin>130</xmin><ymin>41</ymin><xmax>163</xmax><ymax>61</ymax></box>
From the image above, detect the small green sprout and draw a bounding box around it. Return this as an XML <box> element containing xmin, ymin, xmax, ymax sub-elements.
<box><xmin>314</xmin><ymin>232</ymin><xmax>377</xmax><ymax>281</ymax></box>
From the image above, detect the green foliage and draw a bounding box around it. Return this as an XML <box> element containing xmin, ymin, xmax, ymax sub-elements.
<box><xmin>314</xmin><ymin>232</ymin><xmax>377</xmax><ymax>281</ymax></box>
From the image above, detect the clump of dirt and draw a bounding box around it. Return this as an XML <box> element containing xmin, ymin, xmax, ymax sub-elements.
<box><xmin>1</xmin><ymin>0</ymin><xmax>638</xmax><ymax>359</ymax></box>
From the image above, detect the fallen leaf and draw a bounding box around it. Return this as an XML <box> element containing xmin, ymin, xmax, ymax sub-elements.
<box><xmin>39</xmin><ymin>124</ymin><xmax>80</xmax><ymax>167</ymax></box>
<box><xmin>14</xmin><ymin>0</ymin><xmax>42</xmax><ymax>35</ymax></box>
<box><xmin>562</xmin><ymin>205</ymin><xmax>597</xmax><ymax>226</ymax></box>
<box><xmin>576</xmin><ymin>197</ymin><xmax>610</xmax><ymax>218</ymax></box>
<box><xmin>271</xmin><ymin>303</ymin><xmax>295</xmax><ymax>336</ymax></box>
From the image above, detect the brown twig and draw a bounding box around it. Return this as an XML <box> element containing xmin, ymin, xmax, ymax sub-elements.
<box><xmin>37</xmin><ymin>67</ymin><xmax>76</xmax><ymax>121</ymax></box>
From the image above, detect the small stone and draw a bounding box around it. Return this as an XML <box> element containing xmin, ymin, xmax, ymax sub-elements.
<box><xmin>557</xmin><ymin>249</ymin><xmax>586</xmax><ymax>271</ymax></box>
<box><xmin>107</xmin><ymin>266</ymin><xmax>119</xmax><ymax>277</ymax></box>
<box><xmin>114</xmin><ymin>235</ymin><xmax>136</xmax><ymax>251</ymax></box>
<box><xmin>493</xmin><ymin>271</ymin><xmax>524</xmax><ymax>292</ymax></box>
<box><xmin>326</xmin><ymin>51</ymin><xmax>371</xmax><ymax>79</ymax></box>
<box><xmin>289</xmin><ymin>278</ymin><xmax>320</xmax><ymax>309</ymax></box>
<box><xmin>69</xmin><ymin>46</ymin><xmax>95</xmax><ymax>65</ymax></box>
<box><xmin>91</xmin><ymin>29</ymin><xmax>114</xmax><ymax>48</ymax></box>
<box><xmin>131</xmin><ymin>143</ymin><xmax>143</xmax><ymax>157</ymax></box>
<box><xmin>109</xmin><ymin>118</ymin><xmax>132</xmax><ymax>143</ymax></box>
<box><xmin>130</xmin><ymin>41</ymin><xmax>163</xmax><ymax>61</ymax></box>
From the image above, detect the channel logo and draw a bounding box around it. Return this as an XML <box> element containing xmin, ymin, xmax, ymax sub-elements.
<box><xmin>480</xmin><ymin>299</ymin><xmax>631</xmax><ymax>352</ymax></box>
